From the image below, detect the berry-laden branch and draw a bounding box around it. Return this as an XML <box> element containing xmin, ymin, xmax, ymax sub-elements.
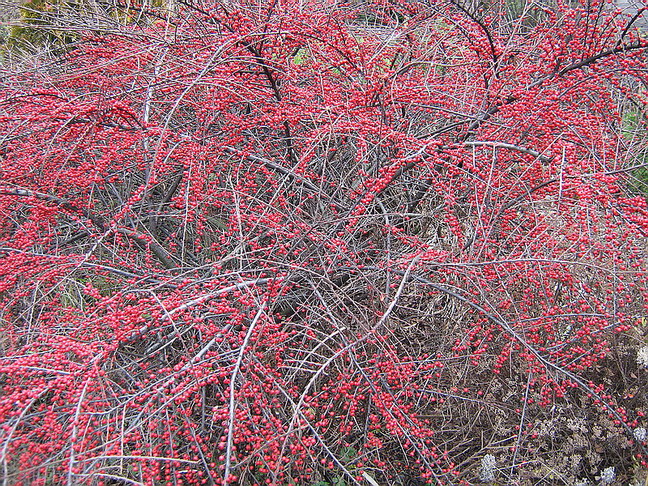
<box><xmin>0</xmin><ymin>186</ymin><xmax>178</xmax><ymax>269</ymax></box>
<box><xmin>0</xmin><ymin>186</ymin><xmax>107</xmax><ymax>231</ymax></box>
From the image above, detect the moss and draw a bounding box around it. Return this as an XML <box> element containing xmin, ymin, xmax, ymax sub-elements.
<box><xmin>622</xmin><ymin>109</ymin><xmax>648</xmax><ymax>198</ymax></box>
<box><xmin>2</xmin><ymin>0</ymin><xmax>171</xmax><ymax>56</ymax></box>
<box><xmin>629</xmin><ymin>162</ymin><xmax>648</xmax><ymax>197</ymax></box>
<box><xmin>4</xmin><ymin>0</ymin><xmax>77</xmax><ymax>54</ymax></box>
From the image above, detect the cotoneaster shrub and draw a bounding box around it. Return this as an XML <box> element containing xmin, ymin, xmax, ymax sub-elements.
<box><xmin>1</xmin><ymin>0</ymin><xmax>647</xmax><ymax>484</ymax></box>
